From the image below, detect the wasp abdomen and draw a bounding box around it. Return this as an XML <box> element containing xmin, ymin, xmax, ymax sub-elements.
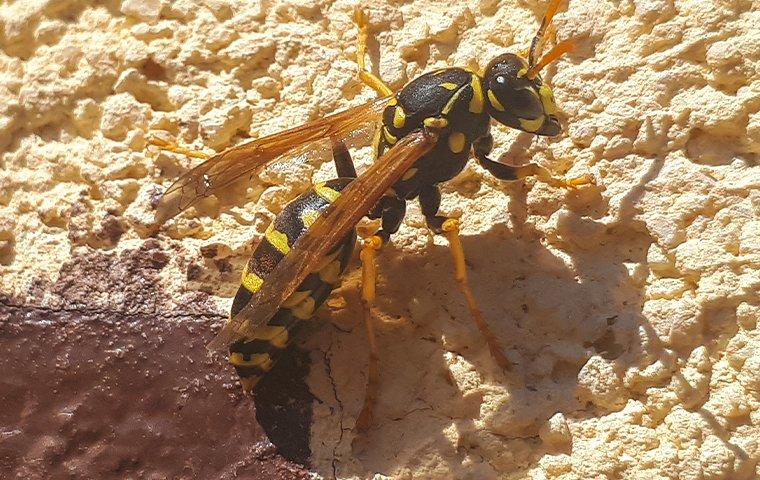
<box><xmin>227</xmin><ymin>178</ymin><xmax>356</xmax><ymax>392</ymax></box>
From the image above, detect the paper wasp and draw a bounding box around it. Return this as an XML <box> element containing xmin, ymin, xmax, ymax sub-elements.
<box><xmin>152</xmin><ymin>0</ymin><xmax>591</xmax><ymax>431</ymax></box>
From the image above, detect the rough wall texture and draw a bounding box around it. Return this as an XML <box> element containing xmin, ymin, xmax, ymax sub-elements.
<box><xmin>1</xmin><ymin>0</ymin><xmax>758</xmax><ymax>479</ymax></box>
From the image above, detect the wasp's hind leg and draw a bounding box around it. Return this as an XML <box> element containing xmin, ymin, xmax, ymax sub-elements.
<box><xmin>353</xmin><ymin>8</ymin><xmax>393</xmax><ymax>96</ymax></box>
<box><xmin>148</xmin><ymin>136</ymin><xmax>210</xmax><ymax>159</ymax></box>
<box><xmin>419</xmin><ymin>185</ymin><xmax>511</xmax><ymax>371</ymax></box>
<box><xmin>354</xmin><ymin>234</ymin><xmax>382</xmax><ymax>432</ymax></box>
<box><xmin>354</xmin><ymin>195</ymin><xmax>406</xmax><ymax>431</ymax></box>
<box><xmin>474</xmin><ymin>135</ymin><xmax>593</xmax><ymax>188</ymax></box>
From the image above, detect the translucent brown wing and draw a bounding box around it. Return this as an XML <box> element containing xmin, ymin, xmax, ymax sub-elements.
<box><xmin>206</xmin><ymin>129</ymin><xmax>438</xmax><ymax>352</ymax></box>
<box><xmin>155</xmin><ymin>96</ymin><xmax>391</xmax><ymax>225</ymax></box>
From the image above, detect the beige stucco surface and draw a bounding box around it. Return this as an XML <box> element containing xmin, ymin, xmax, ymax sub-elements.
<box><xmin>1</xmin><ymin>0</ymin><xmax>758</xmax><ymax>478</ymax></box>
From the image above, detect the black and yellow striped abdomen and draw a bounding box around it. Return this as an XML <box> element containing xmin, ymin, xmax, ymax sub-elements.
<box><xmin>228</xmin><ymin>178</ymin><xmax>356</xmax><ymax>392</ymax></box>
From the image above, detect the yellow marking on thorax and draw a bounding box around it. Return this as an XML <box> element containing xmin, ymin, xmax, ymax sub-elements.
<box><xmin>539</xmin><ymin>85</ymin><xmax>557</xmax><ymax>115</ymax></box>
<box><xmin>442</xmin><ymin>86</ymin><xmax>466</xmax><ymax>115</ymax></box>
<box><xmin>393</xmin><ymin>106</ymin><xmax>406</xmax><ymax>129</ymax></box>
<box><xmin>387</xmin><ymin>97</ymin><xmax>398</xmax><ymax>106</ymax></box>
<box><xmin>487</xmin><ymin>89</ymin><xmax>506</xmax><ymax>111</ymax></box>
<box><xmin>314</xmin><ymin>182</ymin><xmax>341</xmax><ymax>203</ymax></box>
<box><xmin>383</xmin><ymin>126</ymin><xmax>397</xmax><ymax>144</ymax></box>
<box><xmin>265</xmin><ymin>224</ymin><xmax>291</xmax><ymax>255</ymax></box>
<box><xmin>241</xmin><ymin>265</ymin><xmax>264</xmax><ymax>293</ymax></box>
<box><xmin>282</xmin><ymin>289</ymin><xmax>312</xmax><ymax>308</ymax></box>
<box><xmin>448</xmin><ymin>132</ymin><xmax>466</xmax><ymax>154</ymax></box>
<box><xmin>469</xmin><ymin>75</ymin><xmax>484</xmax><ymax>114</ymax></box>
<box><xmin>519</xmin><ymin>116</ymin><xmax>545</xmax><ymax>132</ymax></box>
<box><xmin>229</xmin><ymin>352</ymin><xmax>273</xmax><ymax>369</ymax></box>
<box><xmin>301</xmin><ymin>209</ymin><xmax>320</xmax><ymax>229</ymax></box>
<box><xmin>291</xmin><ymin>296</ymin><xmax>316</xmax><ymax>320</ymax></box>
<box><xmin>401</xmin><ymin>167</ymin><xmax>417</xmax><ymax>181</ymax></box>
<box><xmin>424</xmin><ymin>117</ymin><xmax>448</xmax><ymax>128</ymax></box>
<box><xmin>440</xmin><ymin>82</ymin><xmax>459</xmax><ymax>90</ymax></box>
<box><xmin>319</xmin><ymin>260</ymin><xmax>342</xmax><ymax>284</ymax></box>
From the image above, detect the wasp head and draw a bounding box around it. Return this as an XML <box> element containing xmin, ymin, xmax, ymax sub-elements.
<box><xmin>483</xmin><ymin>53</ymin><xmax>561</xmax><ymax>136</ymax></box>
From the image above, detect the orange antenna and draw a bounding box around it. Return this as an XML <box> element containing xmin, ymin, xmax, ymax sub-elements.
<box><xmin>528</xmin><ymin>0</ymin><xmax>562</xmax><ymax>68</ymax></box>
<box><xmin>526</xmin><ymin>38</ymin><xmax>574</xmax><ymax>79</ymax></box>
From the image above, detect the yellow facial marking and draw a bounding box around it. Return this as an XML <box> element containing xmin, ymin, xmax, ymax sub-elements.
<box><xmin>487</xmin><ymin>90</ymin><xmax>505</xmax><ymax>112</ymax></box>
<box><xmin>265</xmin><ymin>224</ymin><xmax>290</xmax><ymax>255</ymax></box>
<box><xmin>423</xmin><ymin>117</ymin><xmax>449</xmax><ymax>128</ymax></box>
<box><xmin>319</xmin><ymin>260</ymin><xmax>342</xmax><ymax>284</ymax></box>
<box><xmin>401</xmin><ymin>168</ymin><xmax>417</xmax><ymax>181</ymax></box>
<box><xmin>539</xmin><ymin>85</ymin><xmax>557</xmax><ymax>115</ymax></box>
<box><xmin>314</xmin><ymin>182</ymin><xmax>341</xmax><ymax>203</ymax></box>
<box><xmin>282</xmin><ymin>289</ymin><xmax>312</xmax><ymax>308</ymax></box>
<box><xmin>301</xmin><ymin>209</ymin><xmax>320</xmax><ymax>229</ymax></box>
<box><xmin>469</xmin><ymin>76</ymin><xmax>484</xmax><ymax>114</ymax></box>
<box><xmin>448</xmin><ymin>132</ymin><xmax>466</xmax><ymax>154</ymax></box>
<box><xmin>393</xmin><ymin>106</ymin><xmax>406</xmax><ymax>129</ymax></box>
<box><xmin>383</xmin><ymin>126</ymin><xmax>397</xmax><ymax>144</ymax></box>
<box><xmin>517</xmin><ymin>66</ymin><xmax>529</xmax><ymax>78</ymax></box>
<box><xmin>291</xmin><ymin>296</ymin><xmax>316</xmax><ymax>320</ymax></box>
<box><xmin>440</xmin><ymin>82</ymin><xmax>459</xmax><ymax>90</ymax></box>
<box><xmin>519</xmin><ymin>116</ymin><xmax>545</xmax><ymax>132</ymax></box>
<box><xmin>241</xmin><ymin>265</ymin><xmax>264</xmax><ymax>293</ymax></box>
<box><xmin>229</xmin><ymin>352</ymin><xmax>273</xmax><ymax>369</ymax></box>
<box><xmin>387</xmin><ymin>97</ymin><xmax>398</xmax><ymax>106</ymax></box>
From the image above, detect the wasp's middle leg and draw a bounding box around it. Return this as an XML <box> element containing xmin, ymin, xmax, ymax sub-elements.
<box><xmin>148</xmin><ymin>136</ymin><xmax>210</xmax><ymax>159</ymax></box>
<box><xmin>419</xmin><ymin>185</ymin><xmax>511</xmax><ymax>370</ymax></box>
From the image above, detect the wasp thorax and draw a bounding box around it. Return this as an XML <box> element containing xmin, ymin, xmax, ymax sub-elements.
<box><xmin>483</xmin><ymin>53</ymin><xmax>561</xmax><ymax>136</ymax></box>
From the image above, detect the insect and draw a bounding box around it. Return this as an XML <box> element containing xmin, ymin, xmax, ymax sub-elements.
<box><xmin>152</xmin><ymin>0</ymin><xmax>592</xmax><ymax>431</ymax></box>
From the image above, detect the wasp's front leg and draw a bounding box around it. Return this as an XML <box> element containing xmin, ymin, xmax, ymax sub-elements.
<box><xmin>353</xmin><ymin>8</ymin><xmax>393</xmax><ymax>97</ymax></box>
<box><xmin>474</xmin><ymin>134</ymin><xmax>593</xmax><ymax>188</ymax></box>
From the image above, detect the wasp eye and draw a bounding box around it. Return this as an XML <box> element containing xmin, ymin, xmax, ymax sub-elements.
<box><xmin>496</xmin><ymin>75</ymin><xmax>507</xmax><ymax>84</ymax></box>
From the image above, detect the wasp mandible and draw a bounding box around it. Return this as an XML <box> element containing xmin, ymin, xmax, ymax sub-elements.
<box><xmin>152</xmin><ymin>0</ymin><xmax>592</xmax><ymax>431</ymax></box>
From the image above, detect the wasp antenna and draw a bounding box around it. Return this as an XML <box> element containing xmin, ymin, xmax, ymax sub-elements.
<box><xmin>528</xmin><ymin>0</ymin><xmax>563</xmax><ymax>68</ymax></box>
<box><xmin>526</xmin><ymin>38</ymin><xmax>574</xmax><ymax>79</ymax></box>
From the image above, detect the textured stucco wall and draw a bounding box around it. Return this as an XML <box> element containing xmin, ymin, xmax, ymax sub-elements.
<box><xmin>1</xmin><ymin>0</ymin><xmax>758</xmax><ymax>479</ymax></box>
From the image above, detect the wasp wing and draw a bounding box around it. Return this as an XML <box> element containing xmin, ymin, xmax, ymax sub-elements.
<box><xmin>155</xmin><ymin>96</ymin><xmax>390</xmax><ymax>225</ymax></box>
<box><xmin>207</xmin><ymin>129</ymin><xmax>437</xmax><ymax>352</ymax></box>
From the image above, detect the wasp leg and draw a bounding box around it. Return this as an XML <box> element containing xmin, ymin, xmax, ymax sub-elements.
<box><xmin>355</xmin><ymin>234</ymin><xmax>383</xmax><ymax>432</ymax></box>
<box><xmin>419</xmin><ymin>185</ymin><xmax>511</xmax><ymax>370</ymax></box>
<box><xmin>332</xmin><ymin>141</ymin><xmax>357</xmax><ymax>179</ymax></box>
<box><xmin>355</xmin><ymin>193</ymin><xmax>404</xmax><ymax>431</ymax></box>
<box><xmin>353</xmin><ymin>8</ymin><xmax>393</xmax><ymax>96</ymax></box>
<box><xmin>367</xmin><ymin>194</ymin><xmax>406</xmax><ymax>243</ymax></box>
<box><xmin>148</xmin><ymin>136</ymin><xmax>210</xmax><ymax>159</ymax></box>
<box><xmin>474</xmin><ymin>135</ymin><xmax>593</xmax><ymax>188</ymax></box>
